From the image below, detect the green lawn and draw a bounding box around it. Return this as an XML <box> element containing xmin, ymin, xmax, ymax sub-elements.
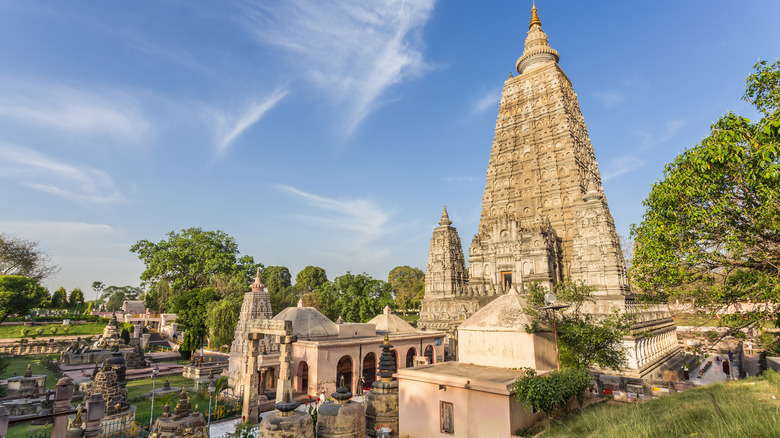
<box><xmin>1</xmin><ymin>354</ymin><xmax>60</xmax><ymax>390</ymax></box>
<box><xmin>533</xmin><ymin>370</ymin><xmax>780</xmax><ymax>438</ymax></box>
<box><xmin>0</xmin><ymin>323</ymin><xmax>107</xmax><ymax>339</ymax></box>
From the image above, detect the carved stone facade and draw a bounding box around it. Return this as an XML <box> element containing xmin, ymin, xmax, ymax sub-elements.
<box><xmin>418</xmin><ymin>207</ymin><xmax>471</xmax><ymax>358</ymax></box>
<box><xmin>227</xmin><ymin>268</ymin><xmax>276</xmax><ymax>394</ymax></box>
<box><xmin>418</xmin><ymin>5</ymin><xmax>679</xmax><ymax>378</ymax></box>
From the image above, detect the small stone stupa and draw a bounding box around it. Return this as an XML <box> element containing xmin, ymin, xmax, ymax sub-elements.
<box><xmin>365</xmin><ymin>335</ymin><xmax>399</xmax><ymax>437</ymax></box>
<box><xmin>317</xmin><ymin>378</ymin><xmax>365</xmax><ymax>438</ymax></box>
<box><xmin>95</xmin><ymin>313</ymin><xmax>123</xmax><ymax>349</ymax></box>
<box><xmin>125</xmin><ymin>344</ymin><xmax>148</xmax><ymax>369</ymax></box>
<box><xmin>150</xmin><ymin>388</ymin><xmax>208</xmax><ymax>438</ymax></box>
<box><xmin>257</xmin><ymin>389</ymin><xmax>313</xmax><ymax>438</ymax></box>
<box><xmin>226</xmin><ymin>268</ymin><xmax>274</xmax><ymax>392</ymax></box>
<box><xmin>88</xmin><ymin>360</ymin><xmax>129</xmax><ymax>416</ymax></box>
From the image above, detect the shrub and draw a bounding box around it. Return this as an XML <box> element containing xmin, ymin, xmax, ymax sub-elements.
<box><xmin>512</xmin><ymin>367</ymin><xmax>591</xmax><ymax>417</ymax></box>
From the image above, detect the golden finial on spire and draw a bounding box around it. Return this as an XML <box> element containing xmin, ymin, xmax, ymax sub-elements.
<box><xmin>529</xmin><ymin>2</ymin><xmax>542</xmax><ymax>30</ymax></box>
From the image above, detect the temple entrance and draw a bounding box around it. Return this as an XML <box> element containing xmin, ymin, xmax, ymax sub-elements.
<box><xmin>424</xmin><ymin>345</ymin><xmax>434</xmax><ymax>364</ymax></box>
<box><xmin>502</xmin><ymin>271</ymin><xmax>512</xmax><ymax>291</ymax></box>
<box><xmin>297</xmin><ymin>361</ymin><xmax>309</xmax><ymax>393</ymax></box>
<box><xmin>336</xmin><ymin>355</ymin><xmax>353</xmax><ymax>392</ymax></box>
<box><xmin>264</xmin><ymin>368</ymin><xmax>275</xmax><ymax>393</ymax></box>
<box><xmin>406</xmin><ymin>348</ymin><xmax>416</xmax><ymax>368</ymax></box>
<box><xmin>362</xmin><ymin>352</ymin><xmax>377</xmax><ymax>389</ymax></box>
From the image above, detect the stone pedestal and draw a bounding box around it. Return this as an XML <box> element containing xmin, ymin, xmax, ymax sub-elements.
<box><xmin>317</xmin><ymin>386</ymin><xmax>365</xmax><ymax>438</ymax></box>
<box><xmin>257</xmin><ymin>393</ymin><xmax>313</xmax><ymax>438</ymax></box>
<box><xmin>365</xmin><ymin>381</ymin><xmax>399</xmax><ymax>437</ymax></box>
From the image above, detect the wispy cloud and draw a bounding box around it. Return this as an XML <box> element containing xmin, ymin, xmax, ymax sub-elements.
<box><xmin>636</xmin><ymin>119</ymin><xmax>685</xmax><ymax>152</ymax></box>
<box><xmin>0</xmin><ymin>80</ymin><xmax>151</xmax><ymax>143</ymax></box>
<box><xmin>277</xmin><ymin>185</ymin><xmax>391</xmax><ymax>244</ymax></box>
<box><xmin>0</xmin><ymin>143</ymin><xmax>123</xmax><ymax>204</ymax></box>
<box><xmin>593</xmin><ymin>90</ymin><xmax>625</xmax><ymax>109</ymax></box>
<box><xmin>471</xmin><ymin>87</ymin><xmax>501</xmax><ymax>114</ymax></box>
<box><xmin>601</xmin><ymin>155</ymin><xmax>645</xmax><ymax>182</ymax></box>
<box><xmin>240</xmin><ymin>0</ymin><xmax>436</xmax><ymax>134</ymax></box>
<box><xmin>213</xmin><ymin>89</ymin><xmax>289</xmax><ymax>154</ymax></box>
<box><xmin>444</xmin><ymin>176</ymin><xmax>475</xmax><ymax>183</ymax></box>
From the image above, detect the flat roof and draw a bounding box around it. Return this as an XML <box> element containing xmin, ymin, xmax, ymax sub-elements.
<box><xmin>396</xmin><ymin>362</ymin><xmax>528</xmax><ymax>395</ymax></box>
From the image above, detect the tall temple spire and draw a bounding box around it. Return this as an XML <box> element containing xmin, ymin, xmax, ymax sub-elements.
<box><xmin>516</xmin><ymin>3</ymin><xmax>559</xmax><ymax>74</ymax></box>
<box><xmin>438</xmin><ymin>205</ymin><xmax>453</xmax><ymax>227</ymax></box>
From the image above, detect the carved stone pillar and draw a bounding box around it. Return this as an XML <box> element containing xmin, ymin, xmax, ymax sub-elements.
<box><xmin>51</xmin><ymin>377</ymin><xmax>75</xmax><ymax>438</ymax></box>
<box><xmin>83</xmin><ymin>394</ymin><xmax>105</xmax><ymax>438</ymax></box>
<box><xmin>242</xmin><ymin>334</ymin><xmax>262</xmax><ymax>423</ymax></box>
<box><xmin>276</xmin><ymin>334</ymin><xmax>297</xmax><ymax>403</ymax></box>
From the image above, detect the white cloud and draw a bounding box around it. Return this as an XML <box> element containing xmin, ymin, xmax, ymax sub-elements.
<box><xmin>593</xmin><ymin>90</ymin><xmax>625</xmax><ymax>109</ymax></box>
<box><xmin>472</xmin><ymin>87</ymin><xmax>501</xmax><ymax>114</ymax></box>
<box><xmin>444</xmin><ymin>176</ymin><xmax>475</xmax><ymax>183</ymax></box>
<box><xmin>601</xmin><ymin>155</ymin><xmax>645</xmax><ymax>181</ymax></box>
<box><xmin>277</xmin><ymin>185</ymin><xmax>391</xmax><ymax>244</ymax></box>
<box><xmin>636</xmin><ymin>118</ymin><xmax>685</xmax><ymax>152</ymax></box>
<box><xmin>0</xmin><ymin>80</ymin><xmax>151</xmax><ymax>143</ymax></box>
<box><xmin>214</xmin><ymin>89</ymin><xmax>289</xmax><ymax>154</ymax></box>
<box><xmin>0</xmin><ymin>143</ymin><xmax>123</xmax><ymax>204</ymax></box>
<box><xmin>241</xmin><ymin>0</ymin><xmax>436</xmax><ymax>134</ymax></box>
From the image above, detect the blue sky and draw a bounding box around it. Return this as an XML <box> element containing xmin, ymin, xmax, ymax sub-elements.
<box><xmin>1</xmin><ymin>1</ymin><xmax>778</xmax><ymax>293</ymax></box>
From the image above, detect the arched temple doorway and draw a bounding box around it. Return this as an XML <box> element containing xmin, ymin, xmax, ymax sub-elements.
<box><xmin>336</xmin><ymin>355</ymin><xmax>354</xmax><ymax>392</ymax></box>
<box><xmin>362</xmin><ymin>352</ymin><xmax>377</xmax><ymax>389</ymax></box>
<box><xmin>297</xmin><ymin>361</ymin><xmax>309</xmax><ymax>393</ymax></box>
<box><xmin>406</xmin><ymin>347</ymin><xmax>417</xmax><ymax>368</ymax></box>
<box><xmin>424</xmin><ymin>345</ymin><xmax>434</xmax><ymax>364</ymax></box>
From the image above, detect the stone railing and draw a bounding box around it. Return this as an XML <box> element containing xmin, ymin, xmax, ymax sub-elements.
<box><xmin>0</xmin><ymin>341</ymin><xmax>68</xmax><ymax>355</ymax></box>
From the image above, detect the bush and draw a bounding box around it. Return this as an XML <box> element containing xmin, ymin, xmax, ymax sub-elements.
<box><xmin>512</xmin><ymin>367</ymin><xmax>591</xmax><ymax>417</ymax></box>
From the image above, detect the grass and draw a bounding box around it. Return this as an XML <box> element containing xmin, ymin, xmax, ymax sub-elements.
<box><xmin>399</xmin><ymin>314</ymin><xmax>419</xmax><ymax>327</ymax></box>
<box><xmin>534</xmin><ymin>370</ymin><xmax>780</xmax><ymax>438</ymax></box>
<box><xmin>0</xmin><ymin>322</ymin><xmax>107</xmax><ymax>339</ymax></box>
<box><xmin>1</xmin><ymin>354</ymin><xmax>60</xmax><ymax>390</ymax></box>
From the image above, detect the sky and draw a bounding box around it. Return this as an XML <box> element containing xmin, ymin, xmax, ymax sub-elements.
<box><xmin>1</xmin><ymin>1</ymin><xmax>778</xmax><ymax>294</ymax></box>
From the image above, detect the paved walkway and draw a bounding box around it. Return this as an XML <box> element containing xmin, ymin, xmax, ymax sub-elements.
<box><xmin>688</xmin><ymin>354</ymin><xmax>740</xmax><ymax>386</ymax></box>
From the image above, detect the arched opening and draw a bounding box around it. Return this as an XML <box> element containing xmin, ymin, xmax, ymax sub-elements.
<box><xmin>406</xmin><ymin>347</ymin><xmax>417</xmax><ymax>368</ymax></box>
<box><xmin>336</xmin><ymin>355</ymin><xmax>353</xmax><ymax>392</ymax></box>
<box><xmin>424</xmin><ymin>345</ymin><xmax>434</xmax><ymax>364</ymax></box>
<box><xmin>362</xmin><ymin>352</ymin><xmax>377</xmax><ymax>389</ymax></box>
<box><xmin>297</xmin><ymin>361</ymin><xmax>309</xmax><ymax>393</ymax></box>
<box><xmin>391</xmin><ymin>349</ymin><xmax>399</xmax><ymax>370</ymax></box>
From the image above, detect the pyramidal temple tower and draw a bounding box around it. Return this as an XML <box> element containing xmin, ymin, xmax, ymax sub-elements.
<box><xmin>226</xmin><ymin>268</ymin><xmax>275</xmax><ymax>392</ymax></box>
<box><xmin>420</xmin><ymin>6</ymin><xmax>680</xmax><ymax>378</ymax></box>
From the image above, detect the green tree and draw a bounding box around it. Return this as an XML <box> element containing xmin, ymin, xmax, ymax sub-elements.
<box><xmin>387</xmin><ymin>266</ymin><xmax>425</xmax><ymax>314</ymax></box>
<box><xmin>0</xmin><ymin>275</ymin><xmax>50</xmax><ymax>323</ymax></box>
<box><xmin>50</xmin><ymin>287</ymin><xmax>68</xmax><ymax>309</ymax></box>
<box><xmin>309</xmin><ymin>272</ymin><xmax>394</xmax><ymax>323</ymax></box>
<box><xmin>101</xmin><ymin>285</ymin><xmax>142</xmax><ymax>312</ymax></box>
<box><xmin>171</xmin><ymin>288</ymin><xmax>221</xmax><ymax>355</ymax></box>
<box><xmin>295</xmin><ymin>266</ymin><xmax>328</xmax><ymax>292</ymax></box>
<box><xmin>206</xmin><ymin>297</ymin><xmax>242</xmax><ymax>347</ymax></box>
<box><xmin>262</xmin><ymin>266</ymin><xmax>294</xmax><ymax>314</ymax></box>
<box><xmin>69</xmin><ymin>288</ymin><xmax>85</xmax><ymax>308</ymax></box>
<box><xmin>130</xmin><ymin>228</ymin><xmax>260</xmax><ymax>311</ymax></box>
<box><xmin>631</xmin><ymin>60</ymin><xmax>780</xmax><ymax>330</ymax></box>
<box><xmin>0</xmin><ymin>233</ymin><xmax>59</xmax><ymax>282</ymax></box>
<box><xmin>91</xmin><ymin>281</ymin><xmax>104</xmax><ymax>303</ymax></box>
<box><xmin>525</xmin><ymin>280</ymin><xmax>632</xmax><ymax>370</ymax></box>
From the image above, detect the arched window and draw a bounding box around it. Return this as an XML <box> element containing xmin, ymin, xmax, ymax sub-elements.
<box><xmin>297</xmin><ymin>361</ymin><xmax>309</xmax><ymax>394</ymax></box>
<box><xmin>424</xmin><ymin>345</ymin><xmax>434</xmax><ymax>364</ymax></box>
<box><xmin>406</xmin><ymin>347</ymin><xmax>417</xmax><ymax>368</ymax></box>
<box><xmin>363</xmin><ymin>352</ymin><xmax>377</xmax><ymax>389</ymax></box>
<box><xmin>336</xmin><ymin>355</ymin><xmax>354</xmax><ymax>392</ymax></box>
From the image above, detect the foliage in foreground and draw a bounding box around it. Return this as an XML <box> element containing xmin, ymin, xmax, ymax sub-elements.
<box><xmin>525</xmin><ymin>280</ymin><xmax>632</xmax><ymax>370</ymax></box>
<box><xmin>512</xmin><ymin>367</ymin><xmax>590</xmax><ymax>417</ymax></box>
<box><xmin>538</xmin><ymin>370</ymin><xmax>780</xmax><ymax>438</ymax></box>
<box><xmin>631</xmin><ymin>60</ymin><xmax>780</xmax><ymax>331</ymax></box>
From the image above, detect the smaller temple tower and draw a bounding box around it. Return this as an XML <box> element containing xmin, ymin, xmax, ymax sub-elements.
<box><xmin>417</xmin><ymin>207</ymin><xmax>471</xmax><ymax>359</ymax></box>
<box><xmin>227</xmin><ymin>268</ymin><xmax>275</xmax><ymax>393</ymax></box>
